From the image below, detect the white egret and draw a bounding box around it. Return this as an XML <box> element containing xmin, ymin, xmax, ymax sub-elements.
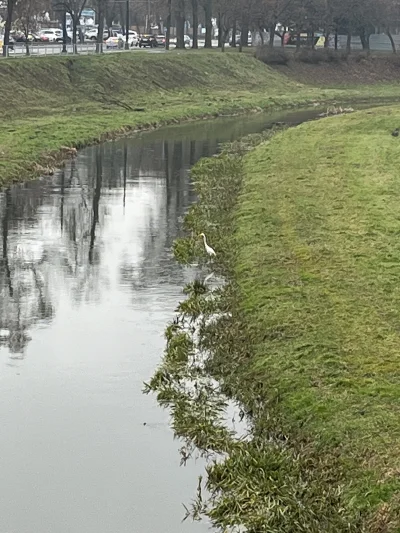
<box><xmin>199</xmin><ymin>233</ymin><xmax>216</xmax><ymax>257</ymax></box>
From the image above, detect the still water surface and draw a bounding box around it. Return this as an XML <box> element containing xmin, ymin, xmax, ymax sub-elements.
<box><xmin>0</xmin><ymin>111</ymin><xmax>317</xmax><ymax>533</ymax></box>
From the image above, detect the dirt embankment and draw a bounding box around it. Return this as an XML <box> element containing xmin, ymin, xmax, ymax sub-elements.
<box><xmin>273</xmin><ymin>54</ymin><xmax>400</xmax><ymax>86</ymax></box>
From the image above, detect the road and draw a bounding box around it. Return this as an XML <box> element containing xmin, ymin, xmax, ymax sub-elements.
<box><xmin>3</xmin><ymin>33</ymin><xmax>400</xmax><ymax>58</ymax></box>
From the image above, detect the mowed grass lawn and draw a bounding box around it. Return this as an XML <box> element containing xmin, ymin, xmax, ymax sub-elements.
<box><xmin>236</xmin><ymin>106</ymin><xmax>400</xmax><ymax>513</ymax></box>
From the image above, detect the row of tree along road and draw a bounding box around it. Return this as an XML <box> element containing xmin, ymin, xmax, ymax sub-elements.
<box><xmin>2</xmin><ymin>0</ymin><xmax>400</xmax><ymax>57</ymax></box>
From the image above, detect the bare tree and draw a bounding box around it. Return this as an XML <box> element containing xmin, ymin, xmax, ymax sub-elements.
<box><xmin>94</xmin><ymin>0</ymin><xmax>106</xmax><ymax>52</ymax></box>
<box><xmin>172</xmin><ymin>0</ymin><xmax>186</xmax><ymax>47</ymax></box>
<box><xmin>191</xmin><ymin>0</ymin><xmax>198</xmax><ymax>48</ymax></box>
<box><xmin>377</xmin><ymin>0</ymin><xmax>400</xmax><ymax>53</ymax></box>
<box><xmin>199</xmin><ymin>0</ymin><xmax>212</xmax><ymax>47</ymax></box>
<box><xmin>14</xmin><ymin>0</ymin><xmax>47</xmax><ymax>55</ymax></box>
<box><xmin>262</xmin><ymin>0</ymin><xmax>295</xmax><ymax>47</ymax></box>
<box><xmin>63</xmin><ymin>0</ymin><xmax>87</xmax><ymax>52</ymax></box>
<box><xmin>215</xmin><ymin>0</ymin><xmax>239</xmax><ymax>50</ymax></box>
<box><xmin>2</xmin><ymin>0</ymin><xmax>17</xmax><ymax>56</ymax></box>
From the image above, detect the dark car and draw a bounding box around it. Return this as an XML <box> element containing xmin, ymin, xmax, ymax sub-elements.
<box><xmin>155</xmin><ymin>34</ymin><xmax>165</xmax><ymax>46</ymax></box>
<box><xmin>55</xmin><ymin>35</ymin><xmax>72</xmax><ymax>43</ymax></box>
<box><xmin>138</xmin><ymin>34</ymin><xmax>157</xmax><ymax>48</ymax></box>
<box><xmin>284</xmin><ymin>32</ymin><xmax>321</xmax><ymax>46</ymax></box>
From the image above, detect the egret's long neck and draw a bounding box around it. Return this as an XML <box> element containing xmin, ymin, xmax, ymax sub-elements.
<box><xmin>202</xmin><ymin>235</ymin><xmax>207</xmax><ymax>246</ymax></box>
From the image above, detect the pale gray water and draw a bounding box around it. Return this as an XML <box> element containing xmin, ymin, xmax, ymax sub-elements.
<box><xmin>0</xmin><ymin>111</ymin><xmax>322</xmax><ymax>533</ymax></box>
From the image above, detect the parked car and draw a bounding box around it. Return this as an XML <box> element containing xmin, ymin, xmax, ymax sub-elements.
<box><xmin>85</xmin><ymin>27</ymin><xmax>99</xmax><ymax>40</ymax></box>
<box><xmin>283</xmin><ymin>31</ymin><xmax>321</xmax><ymax>46</ymax></box>
<box><xmin>155</xmin><ymin>34</ymin><xmax>165</xmax><ymax>46</ymax></box>
<box><xmin>127</xmin><ymin>30</ymin><xmax>139</xmax><ymax>47</ymax></box>
<box><xmin>39</xmin><ymin>28</ymin><xmax>62</xmax><ymax>42</ymax></box>
<box><xmin>33</xmin><ymin>33</ymin><xmax>47</xmax><ymax>42</ymax></box>
<box><xmin>12</xmin><ymin>32</ymin><xmax>36</xmax><ymax>43</ymax></box>
<box><xmin>105</xmin><ymin>33</ymin><xmax>123</xmax><ymax>49</ymax></box>
<box><xmin>138</xmin><ymin>34</ymin><xmax>157</xmax><ymax>48</ymax></box>
<box><xmin>58</xmin><ymin>34</ymin><xmax>72</xmax><ymax>43</ymax></box>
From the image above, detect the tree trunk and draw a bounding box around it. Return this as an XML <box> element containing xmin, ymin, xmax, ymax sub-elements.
<box><xmin>232</xmin><ymin>20</ymin><xmax>236</xmax><ymax>47</ymax></box>
<box><xmin>62</xmin><ymin>8</ymin><xmax>68</xmax><ymax>53</ymax></box>
<box><xmin>204</xmin><ymin>0</ymin><xmax>212</xmax><ymax>48</ymax></box>
<box><xmin>324</xmin><ymin>29</ymin><xmax>329</xmax><ymax>48</ymax></box>
<box><xmin>311</xmin><ymin>29</ymin><xmax>315</xmax><ymax>49</ymax></box>
<box><xmin>165</xmin><ymin>0</ymin><xmax>172</xmax><ymax>49</ymax></box>
<box><xmin>386</xmin><ymin>28</ymin><xmax>396</xmax><ymax>53</ymax></box>
<box><xmin>25</xmin><ymin>40</ymin><xmax>30</xmax><ymax>56</ymax></box>
<box><xmin>96</xmin><ymin>3</ymin><xmax>104</xmax><ymax>53</ymax></box>
<box><xmin>346</xmin><ymin>30</ymin><xmax>351</xmax><ymax>53</ymax></box>
<box><xmin>105</xmin><ymin>8</ymin><xmax>113</xmax><ymax>36</ymax></box>
<box><xmin>89</xmin><ymin>147</ymin><xmax>103</xmax><ymax>265</ymax></box>
<box><xmin>2</xmin><ymin>189</ymin><xmax>13</xmax><ymax>298</ymax></box>
<box><xmin>240</xmin><ymin>22</ymin><xmax>248</xmax><ymax>47</ymax></box>
<box><xmin>175</xmin><ymin>2</ymin><xmax>185</xmax><ymax>49</ymax></box>
<box><xmin>217</xmin><ymin>13</ymin><xmax>222</xmax><ymax>48</ymax></box>
<box><xmin>72</xmin><ymin>15</ymin><xmax>78</xmax><ymax>54</ymax></box>
<box><xmin>221</xmin><ymin>28</ymin><xmax>229</xmax><ymax>52</ymax></box>
<box><xmin>191</xmin><ymin>0</ymin><xmax>198</xmax><ymax>48</ymax></box>
<box><xmin>269</xmin><ymin>22</ymin><xmax>275</xmax><ymax>47</ymax></box>
<box><xmin>359</xmin><ymin>28</ymin><xmax>370</xmax><ymax>52</ymax></box>
<box><xmin>119</xmin><ymin>2</ymin><xmax>125</xmax><ymax>35</ymax></box>
<box><xmin>124</xmin><ymin>0</ymin><xmax>130</xmax><ymax>50</ymax></box>
<box><xmin>281</xmin><ymin>31</ymin><xmax>286</xmax><ymax>47</ymax></box>
<box><xmin>335</xmin><ymin>29</ymin><xmax>338</xmax><ymax>50</ymax></box>
<box><xmin>296</xmin><ymin>31</ymin><xmax>301</xmax><ymax>51</ymax></box>
<box><xmin>3</xmin><ymin>0</ymin><xmax>14</xmax><ymax>57</ymax></box>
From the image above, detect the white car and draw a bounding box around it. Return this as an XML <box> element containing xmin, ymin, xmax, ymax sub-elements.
<box><xmin>126</xmin><ymin>30</ymin><xmax>138</xmax><ymax>47</ymax></box>
<box><xmin>85</xmin><ymin>27</ymin><xmax>98</xmax><ymax>40</ymax></box>
<box><xmin>105</xmin><ymin>32</ymin><xmax>123</xmax><ymax>49</ymax></box>
<box><xmin>39</xmin><ymin>28</ymin><xmax>62</xmax><ymax>42</ymax></box>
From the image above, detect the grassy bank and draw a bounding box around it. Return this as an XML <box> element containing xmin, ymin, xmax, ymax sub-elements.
<box><xmin>1</xmin><ymin>50</ymin><xmax>400</xmax><ymax>187</ymax></box>
<box><xmin>233</xmin><ymin>105</ymin><xmax>400</xmax><ymax>528</ymax></box>
<box><xmin>150</xmin><ymin>105</ymin><xmax>400</xmax><ymax>531</ymax></box>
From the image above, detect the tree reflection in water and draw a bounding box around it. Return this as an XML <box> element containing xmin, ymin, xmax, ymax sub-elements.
<box><xmin>0</xmin><ymin>116</ymin><xmax>267</xmax><ymax>360</ymax></box>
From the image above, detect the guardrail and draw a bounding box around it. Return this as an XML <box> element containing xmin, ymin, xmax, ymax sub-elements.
<box><xmin>1</xmin><ymin>42</ymin><xmax>104</xmax><ymax>58</ymax></box>
<box><xmin>3</xmin><ymin>34</ymin><xmax>399</xmax><ymax>59</ymax></box>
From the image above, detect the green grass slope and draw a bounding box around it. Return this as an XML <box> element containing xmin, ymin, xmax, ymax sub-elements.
<box><xmin>0</xmin><ymin>51</ymin><xmax>314</xmax><ymax>185</ymax></box>
<box><xmin>1</xmin><ymin>50</ymin><xmax>400</xmax><ymax>187</ymax></box>
<box><xmin>0</xmin><ymin>51</ymin><xmax>298</xmax><ymax>120</ymax></box>
<box><xmin>235</xmin><ymin>105</ymin><xmax>400</xmax><ymax>527</ymax></box>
